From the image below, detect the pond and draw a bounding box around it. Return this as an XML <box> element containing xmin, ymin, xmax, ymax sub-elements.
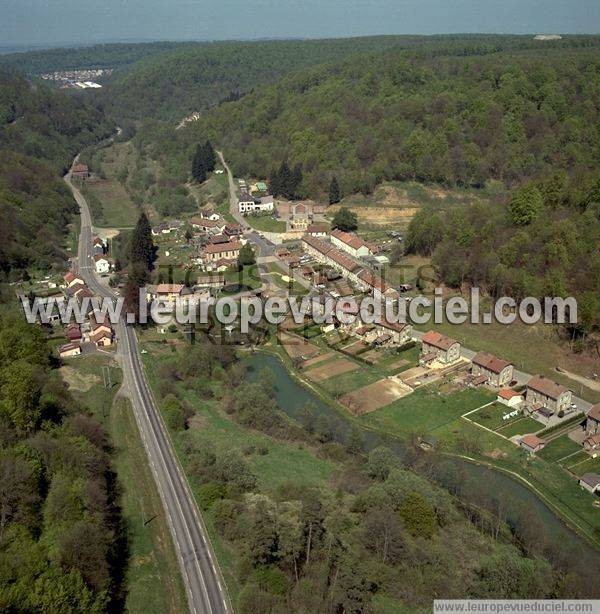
<box><xmin>244</xmin><ymin>351</ymin><xmax>600</xmax><ymax>569</ymax></box>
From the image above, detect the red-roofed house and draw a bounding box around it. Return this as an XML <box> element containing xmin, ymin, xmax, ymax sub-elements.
<box><xmin>497</xmin><ymin>389</ymin><xmax>524</xmax><ymax>407</ymax></box>
<box><xmin>471</xmin><ymin>351</ymin><xmax>514</xmax><ymax>387</ymax></box>
<box><xmin>525</xmin><ymin>375</ymin><xmax>572</xmax><ymax>413</ymax></box>
<box><xmin>420</xmin><ymin>331</ymin><xmax>461</xmax><ymax>365</ymax></box>
<box><xmin>203</xmin><ymin>241</ymin><xmax>242</xmax><ymax>264</ymax></box>
<box><xmin>66</xmin><ymin>324</ymin><xmax>82</xmax><ymax>342</ymax></box>
<box><xmin>331</xmin><ymin>230</ymin><xmax>371</xmax><ymax>258</ymax></box>
<box><xmin>64</xmin><ymin>270</ymin><xmax>84</xmax><ymax>288</ymax></box>
<box><xmin>520</xmin><ymin>434</ymin><xmax>546</xmax><ymax>455</ymax></box>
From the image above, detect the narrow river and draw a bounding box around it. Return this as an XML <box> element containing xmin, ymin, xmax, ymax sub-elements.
<box><xmin>244</xmin><ymin>352</ymin><xmax>600</xmax><ymax>570</ymax></box>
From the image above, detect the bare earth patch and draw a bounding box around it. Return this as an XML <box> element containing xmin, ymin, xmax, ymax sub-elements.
<box><xmin>305</xmin><ymin>358</ymin><xmax>359</xmax><ymax>382</ymax></box>
<box><xmin>280</xmin><ymin>333</ymin><xmax>321</xmax><ymax>361</ymax></box>
<box><xmin>59</xmin><ymin>366</ymin><xmax>101</xmax><ymax>392</ymax></box>
<box><xmin>340</xmin><ymin>377</ymin><xmax>413</xmax><ymax>415</ymax></box>
<box><xmin>302</xmin><ymin>352</ymin><xmax>336</xmax><ymax>368</ymax></box>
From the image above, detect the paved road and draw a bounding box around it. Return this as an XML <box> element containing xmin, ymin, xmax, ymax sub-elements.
<box><xmin>65</xmin><ymin>161</ymin><xmax>230</xmax><ymax>614</ymax></box>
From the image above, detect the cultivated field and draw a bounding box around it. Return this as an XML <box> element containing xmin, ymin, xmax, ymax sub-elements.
<box><xmin>305</xmin><ymin>357</ymin><xmax>359</xmax><ymax>382</ymax></box>
<box><xmin>340</xmin><ymin>377</ymin><xmax>412</xmax><ymax>414</ymax></box>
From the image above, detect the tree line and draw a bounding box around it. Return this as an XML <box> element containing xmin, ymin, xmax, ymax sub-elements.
<box><xmin>0</xmin><ymin>312</ymin><xmax>125</xmax><ymax>610</ymax></box>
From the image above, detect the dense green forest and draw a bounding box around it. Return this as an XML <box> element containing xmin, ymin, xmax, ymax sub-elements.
<box><xmin>0</xmin><ymin>41</ymin><xmax>194</xmax><ymax>75</ymax></box>
<box><xmin>406</xmin><ymin>174</ymin><xmax>600</xmax><ymax>334</ymax></box>
<box><xmin>101</xmin><ymin>37</ymin><xmax>429</xmax><ymax>122</ymax></box>
<box><xmin>0</xmin><ymin>71</ymin><xmax>114</xmax><ymax>281</ymax></box>
<box><xmin>181</xmin><ymin>40</ymin><xmax>600</xmax><ymax>198</ymax></box>
<box><xmin>0</xmin><ymin>312</ymin><xmax>125</xmax><ymax>610</ymax></box>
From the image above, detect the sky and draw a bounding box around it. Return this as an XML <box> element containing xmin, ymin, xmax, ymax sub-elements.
<box><xmin>1</xmin><ymin>0</ymin><xmax>599</xmax><ymax>47</ymax></box>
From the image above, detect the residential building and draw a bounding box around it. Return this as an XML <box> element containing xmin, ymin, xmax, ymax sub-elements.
<box><xmin>471</xmin><ymin>351</ymin><xmax>514</xmax><ymax>387</ymax></box>
<box><xmin>343</xmin><ymin>314</ymin><xmax>413</xmax><ymax>347</ymax></box>
<box><xmin>223</xmin><ymin>223</ymin><xmax>243</xmax><ymax>240</ymax></box>
<box><xmin>519</xmin><ymin>434</ymin><xmax>546</xmax><ymax>455</ymax></box>
<box><xmin>497</xmin><ymin>389</ymin><xmax>523</xmax><ymax>407</ymax></box>
<box><xmin>197</xmin><ymin>273</ymin><xmax>226</xmax><ymax>289</ymax></box>
<box><xmin>63</xmin><ymin>270</ymin><xmax>84</xmax><ymax>287</ymax></box>
<box><xmin>203</xmin><ymin>241</ymin><xmax>242</xmax><ymax>264</ymax></box>
<box><xmin>585</xmin><ymin>404</ymin><xmax>600</xmax><ymax>435</ymax></box>
<box><xmin>238</xmin><ymin>192</ymin><xmax>275</xmax><ymax>213</ymax></box>
<box><xmin>579</xmin><ymin>473</ymin><xmax>600</xmax><ymax>495</ymax></box>
<box><xmin>306</xmin><ymin>223</ymin><xmax>329</xmax><ymax>237</ymax></box>
<box><xmin>420</xmin><ymin>330</ymin><xmax>461</xmax><ymax>365</ymax></box>
<box><xmin>200</xmin><ymin>209</ymin><xmax>220</xmax><ymax>221</ymax></box>
<box><xmin>90</xmin><ymin>329</ymin><xmax>113</xmax><ymax>347</ymax></box>
<box><xmin>331</xmin><ymin>230</ymin><xmax>372</xmax><ymax>258</ymax></box>
<box><xmin>66</xmin><ymin>324</ymin><xmax>82</xmax><ymax>342</ymax></box>
<box><xmin>156</xmin><ymin>284</ymin><xmax>185</xmax><ymax>305</ymax></box>
<box><xmin>525</xmin><ymin>375</ymin><xmax>572</xmax><ymax>413</ymax></box>
<box><xmin>58</xmin><ymin>342</ymin><xmax>82</xmax><ymax>358</ymax></box>
<box><xmin>190</xmin><ymin>217</ymin><xmax>227</xmax><ymax>234</ymax></box>
<box><xmin>94</xmin><ymin>255</ymin><xmax>110</xmax><ymax>274</ymax></box>
<box><xmin>583</xmin><ymin>434</ymin><xmax>600</xmax><ymax>454</ymax></box>
<box><xmin>71</xmin><ymin>163</ymin><xmax>89</xmax><ymax>179</ymax></box>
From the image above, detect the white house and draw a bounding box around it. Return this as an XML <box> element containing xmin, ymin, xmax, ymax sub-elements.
<box><xmin>331</xmin><ymin>230</ymin><xmax>372</xmax><ymax>258</ymax></box>
<box><xmin>94</xmin><ymin>255</ymin><xmax>110</xmax><ymax>274</ymax></box>
<box><xmin>238</xmin><ymin>193</ymin><xmax>274</xmax><ymax>213</ymax></box>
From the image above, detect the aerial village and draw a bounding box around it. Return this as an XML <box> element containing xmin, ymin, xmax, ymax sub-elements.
<box><xmin>34</xmin><ymin>163</ymin><xmax>599</xmax><ymax>503</ymax></box>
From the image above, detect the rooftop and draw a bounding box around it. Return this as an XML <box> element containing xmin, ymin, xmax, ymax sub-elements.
<box><xmin>526</xmin><ymin>375</ymin><xmax>569</xmax><ymax>400</ymax></box>
<box><xmin>472</xmin><ymin>350</ymin><xmax>512</xmax><ymax>374</ymax></box>
<box><xmin>422</xmin><ymin>330</ymin><xmax>458</xmax><ymax>351</ymax></box>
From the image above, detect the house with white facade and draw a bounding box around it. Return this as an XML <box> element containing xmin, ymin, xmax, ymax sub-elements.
<box><xmin>238</xmin><ymin>192</ymin><xmax>275</xmax><ymax>213</ymax></box>
<box><xmin>94</xmin><ymin>255</ymin><xmax>110</xmax><ymax>274</ymax></box>
<box><xmin>331</xmin><ymin>230</ymin><xmax>372</xmax><ymax>258</ymax></box>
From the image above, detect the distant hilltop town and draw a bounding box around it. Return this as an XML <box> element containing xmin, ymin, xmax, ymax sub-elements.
<box><xmin>534</xmin><ymin>34</ymin><xmax>562</xmax><ymax>41</ymax></box>
<box><xmin>39</xmin><ymin>68</ymin><xmax>112</xmax><ymax>89</ymax></box>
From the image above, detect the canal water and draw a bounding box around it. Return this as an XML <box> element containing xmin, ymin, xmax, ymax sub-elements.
<box><xmin>243</xmin><ymin>352</ymin><xmax>600</xmax><ymax>568</ymax></box>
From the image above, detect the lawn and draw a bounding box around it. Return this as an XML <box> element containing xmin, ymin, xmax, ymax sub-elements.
<box><xmin>567</xmin><ymin>455</ymin><xmax>600</xmax><ymax>477</ymax></box>
<box><xmin>361</xmin><ymin>387</ymin><xmax>495</xmax><ymax>438</ymax></box>
<box><xmin>538</xmin><ymin>435</ymin><xmax>583</xmax><ymax>462</ymax></box>
<box><xmin>243</xmin><ymin>213</ymin><xmax>286</xmax><ymax>233</ymax></box>
<box><xmin>320</xmin><ymin>366</ymin><xmax>380</xmax><ymax>397</ymax></box>
<box><xmin>469</xmin><ymin>402</ymin><xmax>521</xmax><ymax>431</ymax></box>
<box><xmin>495</xmin><ymin>417</ymin><xmax>543</xmax><ymax>438</ymax></box>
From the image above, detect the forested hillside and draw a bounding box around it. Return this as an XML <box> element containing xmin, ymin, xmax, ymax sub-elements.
<box><xmin>185</xmin><ymin>39</ymin><xmax>600</xmax><ymax>198</ymax></box>
<box><xmin>407</xmin><ymin>174</ymin><xmax>600</xmax><ymax>334</ymax></box>
<box><xmin>0</xmin><ymin>312</ymin><xmax>125</xmax><ymax>610</ymax></box>
<box><xmin>101</xmin><ymin>37</ymin><xmax>424</xmax><ymax>121</ymax></box>
<box><xmin>0</xmin><ymin>71</ymin><xmax>114</xmax><ymax>281</ymax></box>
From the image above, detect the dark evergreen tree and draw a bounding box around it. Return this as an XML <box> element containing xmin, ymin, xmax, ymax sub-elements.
<box><xmin>202</xmin><ymin>140</ymin><xmax>216</xmax><ymax>172</ymax></box>
<box><xmin>278</xmin><ymin>161</ymin><xmax>293</xmax><ymax>199</ymax></box>
<box><xmin>329</xmin><ymin>176</ymin><xmax>341</xmax><ymax>205</ymax></box>
<box><xmin>191</xmin><ymin>144</ymin><xmax>207</xmax><ymax>183</ymax></box>
<box><xmin>129</xmin><ymin>212</ymin><xmax>155</xmax><ymax>271</ymax></box>
<box><xmin>268</xmin><ymin>167</ymin><xmax>282</xmax><ymax>196</ymax></box>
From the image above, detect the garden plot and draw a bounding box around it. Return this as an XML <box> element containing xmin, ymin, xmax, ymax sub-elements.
<box><xmin>280</xmin><ymin>333</ymin><xmax>321</xmax><ymax>361</ymax></box>
<box><xmin>340</xmin><ymin>377</ymin><xmax>413</xmax><ymax>415</ymax></box>
<box><xmin>305</xmin><ymin>358</ymin><xmax>359</xmax><ymax>382</ymax></box>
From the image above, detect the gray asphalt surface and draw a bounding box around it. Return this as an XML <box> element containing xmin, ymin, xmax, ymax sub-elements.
<box><xmin>65</xmin><ymin>161</ymin><xmax>230</xmax><ymax>614</ymax></box>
